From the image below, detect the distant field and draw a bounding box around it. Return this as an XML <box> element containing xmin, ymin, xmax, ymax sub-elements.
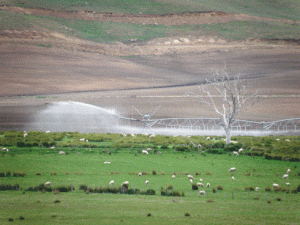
<box><xmin>1</xmin><ymin>0</ymin><xmax>300</xmax><ymax>21</ymax></box>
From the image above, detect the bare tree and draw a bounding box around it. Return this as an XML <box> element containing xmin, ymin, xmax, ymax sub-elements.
<box><xmin>198</xmin><ymin>69</ymin><xmax>259</xmax><ymax>144</ymax></box>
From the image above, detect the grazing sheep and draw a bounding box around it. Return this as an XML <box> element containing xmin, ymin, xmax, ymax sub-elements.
<box><xmin>255</xmin><ymin>187</ymin><xmax>260</xmax><ymax>192</ymax></box>
<box><xmin>58</xmin><ymin>151</ymin><xmax>65</xmax><ymax>155</ymax></box>
<box><xmin>285</xmin><ymin>182</ymin><xmax>290</xmax><ymax>186</ymax></box>
<box><xmin>285</xmin><ymin>139</ymin><xmax>290</xmax><ymax>142</ymax></box>
<box><xmin>122</xmin><ymin>133</ymin><xmax>127</xmax><ymax>137</ymax></box>
<box><xmin>199</xmin><ymin>178</ymin><xmax>203</xmax><ymax>181</ymax></box>
<box><xmin>86</xmin><ymin>139</ymin><xmax>89</xmax><ymax>143</ymax></box>
<box><xmin>149</xmin><ymin>134</ymin><xmax>155</xmax><ymax>138</ymax></box>
<box><xmin>188</xmin><ymin>175</ymin><xmax>194</xmax><ymax>180</ymax></box>
<box><xmin>24</xmin><ymin>133</ymin><xmax>28</xmax><ymax>138</ymax></box>
<box><xmin>45</xmin><ymin>181</ymin><xmax>51</xmax><ymax>187</ymax></box>
<box><xmin>172</xmin><ymin>175</ymin><xmax>176</xmax><ymax>179</ymax></box>
<box><xmin>146</xmin><ymin>148</ymin><xmax>152</xmax><ymax>151</ymax></box>
<box><xmin>229</xmin><ymin>167</ymin><xmax>236</xmax><ymax>172</ymax></box>
<box><xmin>131</xmin><ymin>134</ymin><xmax>136</xmax><ymax>137</ymax></box>
<box><xmin>145</xmin><ymin>180</ymin><xmax>149</xmax><ymax>186</ymax></box>
<box><xmin>190</xmin><ymin>179</ymin><xmax>193</xmax><ymax>183</ymax></box>
<box><xmin>109</xmin><ymin>180</ymin><xmax>114</xmax><ymax>186</ymax></box>
<box><xmin>238</xmin><ymin>148</ymin><xmax>243</xmax><ymax>153</ymax></box>
<box><xmin>1</xmin><ymin>148</ymin><xmax>7</xmax><ymax>152</ymax></box>
<box><xmin>142</xmin><ymin>150</ymin><xmax>149</xmax><ymax>155</ymax></box>
<box><xmin>276</xmin><ymin>138</ymin><xmax>280</xmax><ymax>141</ymax></box>
<box><xmin>197</xmin><ymin>182</ymin><xmax>204</xmax><ymax>187</ymax></box>
<box><xmin>233</xmin><ymin>151</ymin><xmax>239</xmax><ymax>156</ymax></box>
<box><xmin>206</xmin><ymin>137</ymin><xmax>211</xmax><ymax>140</ymax></box>
<box><xmin>232</xmin><ymin>176</ymin><xmax>235</xmax><ymax>181</ymax></box>
<box><xmin>50</xmin><ymin>146</ymin><xmax>55</xmax><ymax>149</ymax></box>
<box><xmin>122</xmin><ymin>181</ymin><xmax>129</xmax><ymax>186</ymax></box>
<box><xmin>45</xmin><ymin>131</ymin><xmax>51</xmax><ymax>133</ymax></box>
<box><xmin>287</xmin><ymin>169</ymin><xmax>291</xmax><ymax>173</ymax></box>
<box><xmin>206</xmin><ymin>183</ymin><xmax>210</xmax><ymax>188</ymax></box>
<box><xmin>273</xmin><ymin>183</ymin><xmax>279</xmax><ymax>188</ymax></box>
<box><xmin>138</xmin><ymin>172</ymin><xmax>142</xmax><ymax>177</ymax></box>
<box><xmin>198</xmin><ymin>190</ymin><xmax>205</xmax><ymax>196</ymax></box>
<box><xmin>282</xmin><ymin>174</ymin><xmax>288</xmax><ymax>179</ymax></box>
<box><xmin>231</xmin><ymin>141</ymin><xmax>238</xmax><ymax>144</ymax></box>
<box><xmin>104</xmin><ymin>161</ymin><xmax>111</xmax><ymax>164</ymax></box>
<box><xmin>79</xmin><ymin>138</ymin><xmax>85</xmax><ymax>142</ymax></box>
<box><xmin>198</xmin><ymin>144</ymin><xmax>202</xmax><ymax>148</ymax></box>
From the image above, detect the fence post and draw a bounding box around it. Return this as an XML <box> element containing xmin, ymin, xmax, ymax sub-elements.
<box><xmin>266</xmin><ymin>192</ymin><xmax>268</xmax><ymax>200</ymax></box>
<box><xmin>133</xmin><ymin>185</ymin><xmax>136</xmax><ymax>194</ymax></box>
<box><xmin>232</xmin><ymin>191</ymin><xmax>234</xmax><ymax>199</ymax></box>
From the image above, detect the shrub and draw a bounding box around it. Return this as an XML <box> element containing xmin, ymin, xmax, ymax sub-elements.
<box><xmin>19</xmin><ymin>216</ymin><xmax>25</xmax><ymax>220</ymax></box>
<box><xmin>6</xmin><ymin>171</ymin><xmax>11</xmax><ymax>177</ymax></box>
<box><xmin>184</xmin><ymin>212</ymin><xmax>191</xmax><ymax>217</ymax></box>
<box><xmin>17</xmin><ymin>141</ymin><xmax>25</xmax><ymax>147</ymax></box>
<box><xmin>245</xmin><ymin>187</ymin><xmax>250</xmax><ymax>191</ymax></box>
<box><xmin>147</xmin><ymin>213</ymin><xmax>152</xmax><ymax>217</ymax></box>
<box><xmin>53</xmin><ymin>200</ymin><xmax>60</xmax><ymax>203</ymax></box>
<box><xmin>152</xmin><ymin>169</ymin><xmax>157</xmax><ymax>175</ymax></box>
<box><xmin>192</xmin><ymin>183</ymin><xmax>198</xmax><ymax>190</ymax></box>
<box><xmin>195</xmin><ymin>171</ymin><xmax>201</xmax><ymax>175</ymax></box>
<box><xmin>50</xmin><ymin>172</ymin><xmax>57</xmax><ymax>175</ymax></box>
<box><xmin>217</xmin><ymin>185</ymin><xmax>223</xmax><ymax>190</ymax></box>
<box><xmin>167</xmin><ymin>184</ymin><xmax>173</xmax><ymax>190</ymax></box>
<box><xmin>212</xmin><ymin>187</ymin><xmax>217</xmax><ymax>193</ymax></box>
<box><xmin>249</xmin><ymin>186</ymin><xmax>255</xmax><ymax>191</ymax></box>
<box><xmin>35</xmin><ymin>172</ymin><xmax>42</xmax><ymax>175</ymax></box>
<box><xmin>141</xmin><ymin>189</ymin><xmax>155</xmax><ymax>195</ymax></box>
<box><xmin>253</xmin><ymin>197</ymin><xmax>259</xmax><ymax>200</ymax></box>
<box><xmin>274</xmin><ymin>187</ymin><xmax>282</xmax><ymax>192</ymax></box>
<box><xmin>205</xmin><ymin>172</ymin><xmax>213</xmax><ymax>175</ymax></box>
<box><xmin>0</xmin><ymin>172</ymin><xmax>5</xmax><ymax>177</ymax></box>
<box><xmin>25</xmin><ymin>143</ymin><xmax>32</xmax><ymax>147</ymax></box>
<box><xmin>8</xmin><ymin>218</ymin><xmax>13</xmax><ymax>222</ymax></box>
<box><xmin>244</xmin><ymin>172</ymin><xmax>251</xmax><ymax>176</ymax></box>
<box><xmin>175</xmin><ymin>145</ymin><xmax>190</xmax><ymax>152</ymax></box>
<box><xmin>297</xmin><ymin>184</ymin><xmax>300</xmax><ymax>193</ymax></box>
<box><xmin>265</xmin><ymin>186</ymin><xmax>272</xmax><ymax>192</ymax></box>
<box><xmin>276</xmin><ymin>197</ymin><xmax>282</xmax><ymax>201</ymax></box>
<box><xmin>267</xmin><ymin>199</ymin><xmax>271</xmax><ymax>204</ymax></box>
<box><xmin>142</xmin><ymin>171</ymin><xmax>150</xmax><ymax>175</ymax></box>
<box><xmin>207</xmin><ymin>199</ymin><xmax>215</xmax><ymax>203</ymax></box>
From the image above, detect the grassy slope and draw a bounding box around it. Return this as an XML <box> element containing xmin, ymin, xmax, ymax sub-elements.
<box><xmin>0</xmin><ymin>151</ymin><xmax>299</xmax><ymax>224</ymax></box>
<box><xmin>1</xmin><ymin>0</ymin><xmax>299</xmax><ymax>43</ymax></box>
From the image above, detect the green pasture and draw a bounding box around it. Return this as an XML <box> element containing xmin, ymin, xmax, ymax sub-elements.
<box><xmin>0</xmin><ymin>146</ymin><xmax>300</xmax><ymax>224</ymax></box>
<box><xmin>1</xmin><ymin>0</ymin><xmax>300</xmax><ymax>20</ymax></box>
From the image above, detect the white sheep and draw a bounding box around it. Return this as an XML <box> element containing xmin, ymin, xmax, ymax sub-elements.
<box><xmin>138</xmin><ymin>172</ymin><xmax>142</xmax><ymax>177</ymax></box>
<box><xmin>122</xmin><ymin>181</ymin><xmax>129</xmax><ymax>186</ymax></box>
<box><xmin>146</xmin><ymin>148</ymin><xmax>152</xmax><ymax>151</ymax></box>
<box><xmin>198</xmin><ymin>190</ymin><xmax>205</xmax><ymax>196</ymax></box>
<box><xmin>285</xmin><ymin>182</ymin><xmax>290</xmax><ymax>186</ymax></box>
<box><xmin>238</xmin><ymin>148</ymin><xmax>243</xmax><ymax>153</ymax></box>
<box><xmin>187</xmin><ymin>175</ymin><xmax>194</xmax><ymax>180</ymax></box>
<box><xmin>45</xmin><ymin>131</ymin><xmax>51</xmax><ymax>133</ymax></box>
<box><xmin>197</xmin><ymin>182</ymin><xmax>204</xmax><ymax>187</ymax></box>
<box><xmin>282</xmin><ymin>174</ymin><xmax>289</xmax><ymax>179</ymax></box>
<box><xmin>285</xmin><ymin>139</ymin><xmax>290</xmax><ymax>142</ymax></box>
<box><xmin>79</xmin><ymin>138</ymin><xmax>85</xmax><ymax>142</ymax></box>
<box><xmin>109</xmin><ymin>180</ymin><xmax>114</xmax><ymax>186</ymax></box>
<box><xmin>255</xmin><ymin>187</ymin><xmax>260</xmax><ymax>191</ymax></box>
<box><xmin>58</xmin><ymin>151</ymin><xmax>65</xmax><ymax>155</ymax></box>
<box><xmin>232</xmin><ymin>176</ymin><xmax>235</xmax><ymax>181</ymax></box>
<box><xmin>142</xmin><ymin>150</ymin><xmax>149</xmax><ymax>155</ymax></box>
<box><xmin>199</xmin><ymin>178</ymin><xmax>203</xmax><ymax>181</ymax></box>
<box><xmin>149</xmin><ymin>134</ymin><xmax>155</xmax><ymax>138</ymax></box>
<box><xmin>273</xmin><ymin>183</ymin><xmax>279</xmax><ymax>188</ymax></box>
<box><xmin>287</xmin><ymin>169</ymin><xmax>291</xmax><ymax>174</ymax></box>
<box><xmin>24</xmin><ymin>133</ymin><xmax>28</xmax><ymax>138</ymax></box>
<box><xmin>231</xmin><ymin>141</ymin><xmax>238</xmax><ymax>144</ymax></box>
<box><xmin>172</xmin><ymin>175</ymin><xmax>176</xmax><ymax>179</ymax></box>
<box><xmin>1</xmin><ymin>148</ymin><xmax>7</xmax><ymax>152</ymax></box>
<box><xmin>233</xmin><ymin>151</ymin><xmax>239</xmax><ymax>156</ymax></box>
<box><xmin>145</xmin><ymin>180</ymin><xmax>149</xmax><ymax>186</ymax></box>
<box><xmin>122</xmin><ymin>133</ymin><xmax>127</xmax><ymax>137</ymax></box>
<box><xmin>206</xmin><ymin>183</ymin><xmax>210</xmax><ymax>188</ymax></box>
<box><xmin>131</xmin><ymin>133</ymin><xmax>136</xmax><ymax>137</ymax></box>
<box><xmin>104</xmin><ymin>161</ymin><xmax>111</xmax><ymax>164</ymax></box>
<box><xmin>190</xmin><ymin>179</ymin><xmax>193</xmax><ymax>183</ymax></box>
<box><xmin>45</xmin><ymin>181</ymin><xmax>51</xmax><ymax>187</ymax></box>
<box><xmin>206</xmin><ymin>137</ymin><xmax>211</xmax><ymax>140</ymax></box>
<box><xmin>229</xmin><ymin>167</ymin><xmax>236</xmax><ymax>172</ymax></box>
<box><xmin>86</xmin><ymin>139</ymin><xmax>89</xmax><ymax>143</ymax></box>
<box><xmin>50</xmin><ymin>146</ymin><xmax>55</xmax><ymax>149</ymax></box>
<box><xmin>198</xmin><ymin>144</ymin><xmax>202</xmax><ymax>148</ymax></box>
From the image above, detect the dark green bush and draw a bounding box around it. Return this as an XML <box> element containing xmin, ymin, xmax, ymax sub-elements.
<box><xmin>5</xmin><ymin>171</ymin><xmax>11</xmax><ymax>177</ymax></box>
<box><xmin>141</xmin><ymin>189</ymin><xmax>155</xmax><ymax>195</ymax></box>
<box><xmin>217</xmin><ymin>185</ymin><xmax>223</xmax><ymax>190</ymax></box>
<box><xmin>17</xmin><ymin>142</ymin><xmax>25</xmax><ymax>148</ymax></box>
<box><xmin>211</xmin><ymin>142</ymin><xmax>225</xmax><ymax>149</ymax></box>
<box><xmin>192</xmin><ymin>183</ymin><xmax>198</xmax><ymax>190</ymax></box>
<box><xmin>175</xmin><ymin>145</ymin><xmax>190</xmax><ymax>152</ymax></box>
<box><xmin>25</xmin><ymin>143</ymin><xmax>32</xmax><ymax>147</ymax></box>
<box><xmin>152</xmin><ymin>169</ymin><xmax>157</xmax><ymax>175</ymax></box>
<box><xmin>0</xmin><ymin>172</ymin><xmax>5</xmax><ymax>177</ymax></box>
<box><xmin>265</xmin><ymin>186</ymin><xmax>272</xmax><ymax>192</ymax></box>
<box><xmin>184</xmin><ymin>212</ymin><xmax>191</xmax><ymax>217</ymax></box>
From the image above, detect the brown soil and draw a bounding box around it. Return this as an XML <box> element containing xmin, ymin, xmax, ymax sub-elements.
<box><xmin>0</xmin><ymin>7</ymin><xmax>299</xmax><ymax>131</ymax></box>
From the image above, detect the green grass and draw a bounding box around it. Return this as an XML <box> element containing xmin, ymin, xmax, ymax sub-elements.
<box><xmin>0</xmin><ymin>150</ymin><xmax>299</xmax><ymax>224</ymax></box>
<box><xmin>1</xmin><ymin>0</ymin><xmax>300</xmax><ymax>20</ymax></box>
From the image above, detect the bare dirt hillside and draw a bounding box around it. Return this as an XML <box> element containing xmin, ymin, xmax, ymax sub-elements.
<box><xmin>0</xmin><ymin>7</ymin><xmax>299</xmax><ymax>131</ymax></box>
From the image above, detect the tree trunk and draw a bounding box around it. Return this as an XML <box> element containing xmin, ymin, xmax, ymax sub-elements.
<box><xmin>224</xmin><ymin>127</ymin><xmax>231</xmax><ymax>144</ymax></box>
